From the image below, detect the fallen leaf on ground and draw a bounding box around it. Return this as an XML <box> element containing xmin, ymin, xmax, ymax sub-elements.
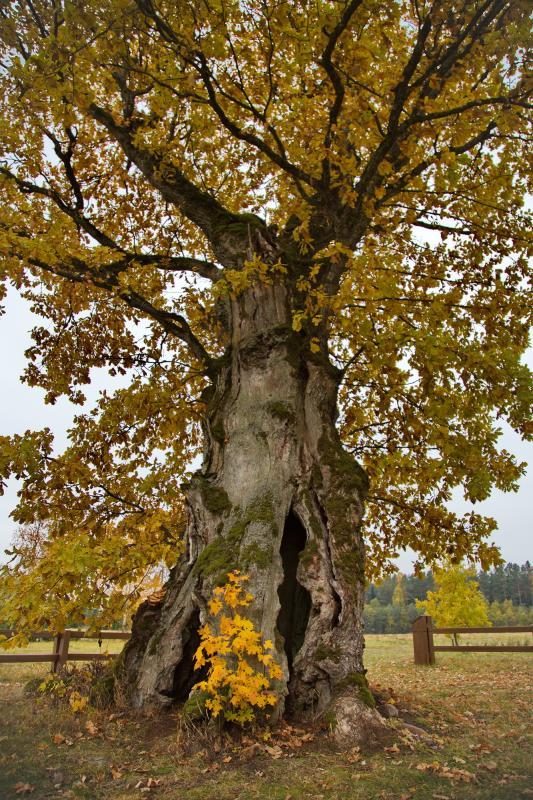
<box><xmin>240</xmin><ymin>742</ymin><xmax>262</xmax><ymax>760</ymax></box>
<box><xmin>14</xmin><ymin>784</ymin><xmax>35</xmax><ymax>795</ymax></box>
<box><xmin>264</xmin><ymin>744</ymin><xmax>283</xmax><ymax>759</ymax></box>
<box><xmin>346</xmin><ymin>747</ymin><xmax>362</xmax><ymax>763</ymax></box>
<box><xmin>201</xmin><ymin>764</ymin><xmax>220</xmax><ymax>774</ymax></box>
<box><xmin>415</xmin><ymin>762</ymin><xmax>476</xmax><ymax>782</ymax></box>
<box><xmin>135</xmin><ymin>777</ymin><xmax>163</xmax><ymax>790</ymax></box>
<box><xmin>384</xmin><ymin>744</ymin><xmax>400</xmax><ymax>754</ymax></box>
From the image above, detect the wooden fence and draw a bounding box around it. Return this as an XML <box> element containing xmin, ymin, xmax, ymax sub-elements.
<box><xmin>3</xmin><ymin>621</ymin><xmax>532</xmax><ymax>671</ymax></box>
<box><xmin>0</xmin><ymin>629</ymin><xmax>130</xmax><ymax>672</ymax></box>
<box><xmin>412</xmin><ymin>615</ymin><xmax>533</xmax><ymax>665</ymax></box>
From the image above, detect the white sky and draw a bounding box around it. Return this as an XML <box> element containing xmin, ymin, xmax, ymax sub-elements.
<box><xmin>0</xmin><ymin>288</ymin><xmax>531</xmax><ymax>571</ymax></box>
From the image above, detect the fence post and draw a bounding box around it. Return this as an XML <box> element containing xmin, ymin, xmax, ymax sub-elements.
<box><xmin>51</xmin><ymin>631</ymin><xmax>71</xmax><ymax>673</ymax></box>
<box><xmin>412</xmin><ymin>615</ymin><xmax>435</xmax><ymax>665</ymax></box>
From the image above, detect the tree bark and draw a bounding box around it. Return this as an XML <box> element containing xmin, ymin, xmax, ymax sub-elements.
<box><xmin>119</xmin><ymin>279</ymin><xmax>383</xmax><ymax>742</ymax></box>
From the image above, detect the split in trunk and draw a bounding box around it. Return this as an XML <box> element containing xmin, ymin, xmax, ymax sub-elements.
<box><xmin>277</xmin><ymin>509</ymin><xmax>312</xmax><ymax>707</ymax></box>
<box><xmin>118</xmin><ymin>280</ymin><xmax>384</xmax><ymax>744</ymax></box>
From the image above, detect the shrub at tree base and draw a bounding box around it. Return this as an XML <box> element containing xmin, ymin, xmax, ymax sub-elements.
<box><xmin>29</xmin><ymin>663</ymin><xmax>112</xmax><ymax>713</ymax></box>
<box><xmin>191</xmin><ymin>572</ymin><xmax>283</xmax><ymax>725</ymax></box>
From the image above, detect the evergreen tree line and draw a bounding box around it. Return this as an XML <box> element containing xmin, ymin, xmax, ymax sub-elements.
<box><xmin>364</xmin><ymin>562</ymin><xmax>532</xmax><ymax>634</ymax></box>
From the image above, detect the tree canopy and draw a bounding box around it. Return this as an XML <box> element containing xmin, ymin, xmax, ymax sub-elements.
<box><xmin>0</xmin><ymin>0</ymin><xmax>531</xmax><ymax>633</ymax></box>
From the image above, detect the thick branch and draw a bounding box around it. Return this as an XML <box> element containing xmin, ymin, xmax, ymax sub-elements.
<box><xmin>413</xmin><ymin>0</ymin><xmax>508</xmax><ymax>89</ymax></box>
<box><xmin>410</xmin><ymin>95</ymin><xmax>532</xmax><ymax>125</ymax></box>
<box><xmin>120</xmin><ymin>253</ymin><xmax>221</xmax><ymax>282</ymax></box>
<box><xmin>135</xmin><ymin>0</ymin><xmax>320</xmax><ymax>195</ymax></box>
<box><xmin>191</xmin><ymin>56</ymin><xmax>321</xmax><ymax>194</ymax></box>
<box><xmin>88</xmin><ymin>103</ymin><xmax>240</xmax><ymax>249</ymax></box>
<box><xmin>353</xmin><ymin>1</ymin><xmax>511</xmax><ymax>215</ymax></box>
<box><xmin>43</xmin><ymin>127</ymin><xmax>85</xmax><ymax>210</ymax></box>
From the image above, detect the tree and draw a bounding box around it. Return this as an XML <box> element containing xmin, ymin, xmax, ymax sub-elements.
<box><xmin>0</xmin><ymin>1</ymin><xmax>531</xmax><ymax>738</ymax></box>
<box><xmin>477</xmin><ymin>561</ymin><xmax>533</xmax><ymax>606</ymax></box>
<box><xmin>518</xmin><ymin>561</ymin><xmax>533</xmax><ymax>606</ymax></box>
<box><xmin>8</xmin><ymin>522</ymin><xmax>48</xmax><ymax>565</ymax></box>
<box><xmin>416</xmin><ymin>562</ymin><xmax>491</xmax><ymax>644</ymax></box>
<box><xmin>392</xmin><ymin>574</ymin><xmax>407</xmax><ymax>607</ymax></box>
<box><xmin>405</xmin><ymin>570</ymin><xmax>435</xmax><ymax>603</ymax></box>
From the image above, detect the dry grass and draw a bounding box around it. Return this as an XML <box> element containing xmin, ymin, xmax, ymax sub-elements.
<box><xmin>0</xmin><ymin>633</ymin><xmax>531</xmax><ymax>800</ymax></box>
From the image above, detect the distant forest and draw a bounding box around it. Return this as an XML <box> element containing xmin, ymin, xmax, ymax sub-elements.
<box><xmin>364</xmin><ymin>562</ymin><xmax>532</xmax><ymax>634</ymax></box>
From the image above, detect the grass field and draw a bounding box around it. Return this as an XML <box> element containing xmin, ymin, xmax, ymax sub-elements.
<box><xmin>0</xmin><ymin>633</ymin><xmax>531</xmax><ymax>800</ymax></box>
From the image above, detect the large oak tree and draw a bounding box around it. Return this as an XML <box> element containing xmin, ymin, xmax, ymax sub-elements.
<box><xmin>0</xmin><ymin>0</ymin><xmax>531</xmax><ymax>738</ymax></box>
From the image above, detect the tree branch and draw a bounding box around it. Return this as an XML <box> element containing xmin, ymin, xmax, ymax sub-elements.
<box><xmin>194</xmin><ymin>54</ymin><xmax>321</xmax><ymax>194</ymax></box>
<box><xmin>0</xmin><ymin>165</ymin><xmax>122</xmax><ymax>250</ymax></box>
<box><xmin>132</xmin><ymin>253</ymin><xmax>221</xmax><ymax>282</ymax></box>
<box><xmin>95</xmin><ymin>484</ymin><xmax>146</xmax><ymax>513</ymax></box>
<box><xmin>375</xmin><ymin>120</ymin><xmax>498</xmax><ymax>206</ymax></box>
<box><xmin>352</xmin><ymin>2</ymin><xmax>510</xmax><ymax>219</ymax></box>
<box><xmin>5</xmin><ymin>235</ymin><xmax>214</xmax><ymax>369</ymax></box>
<box><xmin>134</xmin><ymin>0</ymin><xmax>319</xmax><ymax>196</ymax></box>
<box><xmin>413</xmin><ymin>0</ymin><xmax>508</xmax><ymax>89</ymax></box>
<box><xmin>410</xmin><ymin>95</ymin><xmax>532</xmax><ymax>125</ymax></box>
<box><xmin>320</xmin><ymin>0</ymin><xmax>364</xmax><ymax>184</ymax></box>
<box><xmin>42</xmin><ymin>126</ymin><xmax>85</xmax><ymax>210</ymax></box>
<box><xmin>88</xmin><ymin>102</ymin><xmax>241</xmax><ymax>253</ymax></box>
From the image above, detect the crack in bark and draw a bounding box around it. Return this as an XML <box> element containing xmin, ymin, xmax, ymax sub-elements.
<box><xmin>313</xmin><ymin>490</ymin><xmax>343</xmax><ymax>629</ymax></box>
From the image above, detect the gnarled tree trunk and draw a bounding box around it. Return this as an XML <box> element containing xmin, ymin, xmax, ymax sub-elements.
<box><xmin>120</xmin><ymin>279</ymin><xmax>383</xmax><ymax>743</ymax></box>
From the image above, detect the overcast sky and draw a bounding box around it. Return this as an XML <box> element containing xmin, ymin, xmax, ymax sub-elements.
<box><xmin>1</xmin><ymin>288</ymin><xmax>531</xmax><ymax>572</ymax></box>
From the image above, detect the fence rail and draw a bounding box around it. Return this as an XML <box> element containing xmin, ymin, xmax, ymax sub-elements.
<box><xmin>412</xmin><ymin>615</ymin><xmax>533</xmax><ymax>665</ymax></box>
<box><xmin>0</xmin><ymin>629</ymin><xmax>130</xmax><ymax>672</ymax></box>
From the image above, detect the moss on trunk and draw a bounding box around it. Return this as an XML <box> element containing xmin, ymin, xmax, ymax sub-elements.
<box><xmin>121</xmin><ymin>282</ymin><xmax>375</xmax><ymax>738</ymax></box>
